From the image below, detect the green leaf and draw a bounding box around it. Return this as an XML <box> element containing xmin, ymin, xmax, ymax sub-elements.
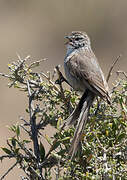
<box><xmin>30</xmin><ymin>62</ymin><xmax>40</xmax><ymax>68</ymax></box>
<box><xmin>9</xmin><ymin>125</ymin><xmax>16</xmax><ymax>132</ymax></box>
<box><xmin>51</xmin><ymin>141</ymin><xmax>60</xmax><ymax>151</ymax></box>
<box><xmin>25</xmin><ymin>108</ymin><xmax>29</xmax><ymax>113</ymax></box>
<box><xmin>16</xmin><ymin>125</ymin><xmax>20</xmax><ymax>137</ymax></box>
<box><xmin>1</xmin><ymin>148</ymin><xmax>12</xmax><ymax>155</ymax></box>
<box><xmin>57</xmin><ymin>117</ymin><xmax>63</xmax><ymax>130</ymax></box>
<box><xmin>23</xmin><ymin>139</ymin><xmax>31</xmax><ymax>143</ymax></box>
<box><xmin>45</xmin><ymin>134</ymin><xmax>52</xmax><ymax>145</ymax></box>
<box><xmin>117</xmin><ymin>133</ymin><xmax>126</xmax><ymax>142</ymax></box>
<box><xmin>58</xmin><ymin>149</ymin><xmax>66</xmax><ymax>156</ymax></box>
<box><xmin>61</xmin><ymin>137</ymin><xmax>70</xmax><ymax>142</ymax></box>
<box><xmin>15</xmin><ymin>148</ymin><xmax>20</xmax><ymax>154</ymax></box>
<box><xmin>11</xmin><ymin>138</ymin><xmax>16</xmax><ymax>147</ymax></box>
<box><xmin>39</xmin><ymin>142</ymin><xmax>45</xmax><ymax>161</ymax></box>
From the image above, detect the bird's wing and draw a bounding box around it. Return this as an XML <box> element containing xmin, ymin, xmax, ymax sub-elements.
<box><xmin>66</xmin><ymin>49</ymin><xmax>110</xmax><ymax>101</ymax></box>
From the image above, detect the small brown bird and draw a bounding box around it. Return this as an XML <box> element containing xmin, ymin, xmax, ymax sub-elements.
<box><xmin>64</xmin><ymin>31</ymin><xmax>110</xmax><ymax>158</ymax></box>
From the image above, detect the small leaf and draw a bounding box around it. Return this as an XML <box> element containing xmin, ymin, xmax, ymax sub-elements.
<box><xmin>45</xmin><ymin>134</ymin><xmax>52</xmax><ymax>145</ymax></box>
<box><xmin>23</xmin><ymin>139</ymin><xmax>31</xmax><ymax>143</ymax></box>
<box><xmin>16</xmin><ymin>125</ymin><xmax>20</xmax><ymax>137</ymax></box>
<box><xmin>15</xmin><ymin>148</ymin><xmax>20</xmax><ymax>154</ymax></box>
<box><xmin>58</xmin><ymin>149</ymin><xmax>66</xmax><ymax>156</ymax></box>
<box><xmin>57</xmin><ymin>117</ymin><xmax>62</xmax><ymax>130</ymax></box>
<box><xmin>87</xmin><ymin>154</ymin><xmax>93</xmax><ymax>162</ymax></box>
<box><xmin>8</xmin><ymin>64</ymin><xmax>11</xmax><ymax>67</ymax></box>
<box><xmin>106</xmin><ymin>130</ymin><xmax>109</xmax><ymax>136</ymax></box>
<box><xmin>1</xmin><ymin>148</ymin><xmax>12</xmax><ymax>155</ymax></box>
<box><xmin>11</xmin><ymin>138</ymin><xmax>16</xmax><ymax>147</ymax></box>
<box><xmin>108</xmin><ymin>123</ymin><xmax>113</xmax><ymax>128</ymax></box>
<box><xmin>61</xmin><ymin>137</ymin><xmax>70</xmax><ymax>142</ymax></box>
<box><xmin>121</xmin><ymin>111</ymin><xmax>126</xmax><ymax>120</ymax></box>
<box><xmin>117</xmin><ymin>133</ymin><xmax>126</xmax><ymax>142</ymax></box>
<box><xmin>39</xmin><ymin>142</ymin><xmax>45</xmax><ymax>161</ymax></box>
<box><xmin>9</xmin><ymin>125</ymin><xmax>16</xmax><ymax>132</ymax></box>
<box><xmin>86</xmin><ymin>172</ymin><xmax>89</xmax><ymax>177</ymax></box>
<box><xmin>51</xmin><ymin>141</ymin><xmax>60</xmax><ymax>151</ymax></box>
<box><xmin>30</xmin><ymin>62</ymin><xmax>40</xmax><ymax>68</ymax></box>
<box><xmin>25</xmin><ymin>108</ymin><xmax>29</xmax><ymax>113</ymax></box>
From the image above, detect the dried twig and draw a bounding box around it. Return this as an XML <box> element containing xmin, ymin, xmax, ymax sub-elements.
<box><xmin>116</xmin><ymin>70</ymin><xmax>127</xmax><ymax>78</ymax></box>
<box><xmin>20</xmin><ymin>116</ymin><xmax>30</xmax><ymax>126</ymax></box>
<box><xmin>111</xmin><ymin>80</ymin><xmax>122</xmax><ymax>93</ymax></box>
<box><xmin>0</xmin><ymin>73</ymin><xmax>12</xmax><ymax>79</ymax></box>
<box><xmin>27</xmin><ymin>58</ymin><xmax>47</xmax><ymax>70</ymax></box>
<box><xmin>106</xmin><ymin>54</ymin><xmax>122</xmax><ymax>82</ymax></box>
<box><xmin>20</xmin><ymin>124</ymin><xmax>31</xmax><ymax>136</ymax></box>
<box><xmin>40</xmin><ymin>72</ymin><xmax>60</xmax><ymax>92</ymax></box>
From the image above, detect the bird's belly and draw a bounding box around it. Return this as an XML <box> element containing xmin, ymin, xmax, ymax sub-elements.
<box><xmin>64</xmin><ymin>63</ymin><xmax>86</xmax><ymax>92</ymax></box>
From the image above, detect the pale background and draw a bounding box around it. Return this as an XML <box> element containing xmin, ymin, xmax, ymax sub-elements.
<box><xmin>0</xmin><ymin>0</ymin><xmax>127</xmax><ymax>179</ymax></box>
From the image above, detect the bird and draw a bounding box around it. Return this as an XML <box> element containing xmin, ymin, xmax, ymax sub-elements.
<box><xmin>64</xmin><ymin>31</ymin><xmax>111</xmax><ymax>159</ymax></box>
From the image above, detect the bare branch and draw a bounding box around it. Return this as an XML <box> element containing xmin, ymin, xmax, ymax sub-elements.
<box><xmin>40</xmin><ymin>72</ymin><xmax>60</xmax><ymax>92</ymax></box>
<box><xmin>0</xmin><ymin>73</ymin><xmax>12</xmax><ymax>79</ymax></box>
<box><xmin>116</xmin><ymin>70</ymin><xmax>127</xmax><ymax>78</ymax></box>
<box><xmin>27</xmin><ymin>58</ymin><xmax>47</xmax><ymax>70</ymax></box>
<box><xmin>106</xmin><ymin>54</ymin><xmax>122</xmax><ymax>82</ymax></box>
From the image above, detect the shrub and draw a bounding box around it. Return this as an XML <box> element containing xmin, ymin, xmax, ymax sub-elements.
<box><xmin>0</xmin><ymin>55</ymin><xmax>127</xmax><ymax>180</ymax></box>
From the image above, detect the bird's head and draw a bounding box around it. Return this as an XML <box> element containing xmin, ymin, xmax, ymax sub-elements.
<box><xmin>65</xmin><ymin>31</ymin><xmax>91</xmax><ymax>49</ymax></box>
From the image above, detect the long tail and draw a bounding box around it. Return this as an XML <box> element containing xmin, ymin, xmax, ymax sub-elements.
<box><xmin>66</xmin><ymin>90</ymin><xmax>90</xmax><ymax>127</ymax></box>
<box><xmin>68</xmin><ymin>90</ymin><xmax>95</xmax><ymax>159</ymax></box>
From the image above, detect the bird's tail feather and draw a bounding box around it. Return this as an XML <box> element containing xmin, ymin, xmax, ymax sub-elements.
<box><xmin>69</xmin><ymin>91</ymin><xmax>95</xmax><ymax>159</ymax></box>
<box><xmin>66</xmin><ymin>90</ymin><xmax>90</xmax><ymax>127</ymax></box>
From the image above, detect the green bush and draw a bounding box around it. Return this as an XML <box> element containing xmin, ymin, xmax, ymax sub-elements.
<box><xmin>0</xmin><ymin>56</ymin><xmax>127</xmax><ymax>180</ymax></box>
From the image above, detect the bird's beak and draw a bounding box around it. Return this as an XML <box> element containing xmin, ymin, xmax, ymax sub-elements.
<box><xmin>64</xmin><ymin>35</ymin><xmax>72</xmax><ymax>45</ymax></box>
<box><xmin>64</xmin><ymin>35</ymin><xmax>72</xmax><ymax>39</ymax></box>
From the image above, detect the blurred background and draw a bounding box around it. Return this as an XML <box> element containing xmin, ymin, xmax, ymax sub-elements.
<box><xmin>0</xmin><ymin>0</ymin><xmax>127</xmax><ymax>179</ymax></box>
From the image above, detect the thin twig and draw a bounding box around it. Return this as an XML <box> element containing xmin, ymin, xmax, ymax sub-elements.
<box><xmin>0</xmin><ymin>155</ymin><xmax>14</xmax><ymax>160</ymax></box>
<box><xmin>111</xmin><ymin>80</ymin><xmax>122</xmax><ymax>93</ymax></box>
<box><xmin>0</xmin><ymin>161</ymin><xmax>18</xmax><ymax>180</ymax></box>
<box><xmin>55</xmin><ymin>65</ymin><xmax>70</xmax><ymax>86</ymax></box>
<box><xmin>0</xmin><ymin>73</ymin><xmax>13</xmax><ymax>79</ymax></box>
<box><xmin>116</xmin><ymin>70</ymin><xmax>127</xmax><ymax>78</ymax></box>
<box><xmin>41</xmin><ymin>72</ymin><xmax>60</xmax><ymax>92</ymax></box>
<box><xmin>27</xmin><ymin>58</ymin><xmax>47</xmax><ymax>70</ymax></box>
<box><xmin>55</xmin><ymin>66</ymin><xmax>66</xmax><ymax>100</ymax></box>
<box><xmin>16</xmin><ymin>54</ymin><xmax>30</xmax><ymax>63</ymax></box>
<box><xmin>93</xmin><ymin>132</ymin><xmax>105</xmax><ymax>151</ymax></box>
<box><xmin>20</xmin><ymin>124</ymin><xmax>31</xmax><ymax>136</ymax></box>
<box><xmin>106</xmin><ymin>54</ymin><xmax>122</xmax><ymax>82</ymax></box>
<box><xmin>16</xmin><ymin>140</ymin><xmax>36</xmax><ymax>159</ymax></box>
<box><xmin>20</xmin><ymin>116</ymin><xmax>30</xmax><ymax>126</ymax></box>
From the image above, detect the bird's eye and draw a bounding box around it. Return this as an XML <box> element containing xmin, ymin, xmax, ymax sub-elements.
<box><xmin>75</xmin><ymin>37</ymin><xmax>83</xmax><ymax>41</ymax></box>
